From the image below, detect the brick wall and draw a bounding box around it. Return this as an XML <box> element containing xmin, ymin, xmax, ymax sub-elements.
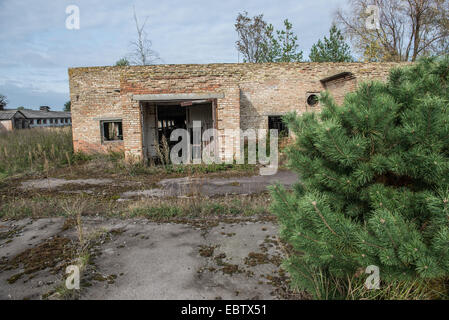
<box><xmin>68</xmin><ymin>67</ymin><xmax>123</xmax><ymax>153</ymax></box>
<box><xmin>321</xmin><ymin>73</ymin><xmax>357</xmax><ymax>105</ymax></box>
<box><xmin>68</xmin><ymin>62</ymin><xmax>409</xmax><ymax>160</ymax></box>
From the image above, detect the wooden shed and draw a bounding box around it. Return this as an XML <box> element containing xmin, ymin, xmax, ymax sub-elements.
<box><xmin>0</xmin><ymin>110</ymin><xmax>29</xmax><ymax>132</ymax></box>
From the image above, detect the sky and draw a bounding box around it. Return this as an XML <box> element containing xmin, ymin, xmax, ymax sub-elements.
<box><xmin>0</xmin><ymin>0</ymin><xmax>348</xmax><ymax>111</ymax></box>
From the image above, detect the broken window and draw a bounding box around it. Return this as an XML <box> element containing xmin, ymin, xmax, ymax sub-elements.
<box><xmin>268</xmin><ymin>116</ymin><xmax>288</xmax><ymax>137</ymax></box>
<box><xmin>101</xmin><ymin>121</ymin><xmax>123</xmax><ymax>142</ymax></box>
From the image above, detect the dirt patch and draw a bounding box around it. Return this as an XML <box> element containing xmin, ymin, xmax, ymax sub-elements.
<box><xmin>244</xmin><ymin>252</ymin><xmax>271</xmax><ymax>266</ymax></box>
<box><xmin>20</xmin><ymin>178</ymin><xmax>114</xmax><ymax>190</ymax></box>
<box><xmin>0</xmin><ymin>225</ymin><xmax>24</xmax><ymax>242</ymax></box>
<box><xmin>61</xmin><ymin>218</ymin><xmax>77</xmax><ymax>231</ymax></box>
<box><xmin>244</xmin><ymin>252</ymin><xmax>283</xmax><ymax>267</ymax></box>
<box><xmin>212</xmin><ymin>253</ymin><xmax>243</xmax><ymax>275</ymax></box>
<box><xmin>199</xmin><ymin>245</ymin><xmax>216</xmax><ymax>257</ymax></box>
<box><xmin>221</xmin><ymin>264</ymin><xmax>241</xmax><ymax>275</ymax></box>
<box><xmin>91</xmin><ymin>273</ymin><xmax>118</xmax><ymax>284</ymax></box>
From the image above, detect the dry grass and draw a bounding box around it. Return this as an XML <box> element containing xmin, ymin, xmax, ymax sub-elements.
<box><xmin>0</xmin><ymin>127</ymin><xmax>74</xmax><ymax>177</ymax></box>
<box><xmin>125</xmin><ymin>194</ymin><xmax>272</xmax><ymax>220</ymax></box>
<box><xmin>0</xmin><ymin>126</ymin><xmax>260</xmax><ymax>181</ymax></box>
<box><xmin>0</xmin><ymin>192</ymin><xmax>273</xmax><ymax>221</ymax></box>
<box><xmin>287</xmin><ymin>264</ymin><xmax>449</xmax><ymax>300</ymax></box>
<box><xmin>344</xmin><ymin>276</ymin><xmax>449</xmax><ymax>300</ymax></box>
<box><xmin>60</xmin><ymin>198</ymin><xmax>90</xmax><ymax>246</ymax></box>
<box><xmin>50</xmin><ymin>197</ymin><xmax>109</xmax><ymax>300</ymax></box>
<box><xmin>95</xmin><ymin>151</ymin><xmax>257</xmax><ymax>178</ymax></box>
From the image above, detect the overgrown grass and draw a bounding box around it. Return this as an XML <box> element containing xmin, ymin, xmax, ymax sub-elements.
<box><xmin>126</xmin><ymin>195</ymin><xmax>271</xmax><ymax>220</ymax></box>
<box><xmin>85</xmin><ymin>149</ymin><xmax>257</xmax><ymax>178</ymax></box>
<box><xmin>0</xmin><ymin>127</ymin><xmax>265</xmax><ymax>180</ymax></box>
<box><xmin>0</xmin><ymin>127</ymin><xmax>74</xmax><ymax>177</ymax></box>
<box><xmin>0</xmin><ymin>193</ymin><xmax>272</xmax><ymax>221</ymax></box>
<box><xmin>0</xmin><ymin>195</ymin><xmax>117</xmax><ymax>220</ymax></box>
<box><xmin>48</xmin><ymin>198</ymin><xmax>109</xmax><ymax>300</ymax></box>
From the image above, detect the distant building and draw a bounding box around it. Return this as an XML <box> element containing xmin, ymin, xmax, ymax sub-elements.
<box><xmin>22</xmin><ymin>106</ymin><xmax>72</xmax><ymax>128</ymax></box>
<box><xmin>0</xmin><ymin>110</ymin><xmax>28</xmax><ymax>132</ymax></box>
<box><xmin>0</xmin><ymin>106</ymin><xmax>71</xmax><ymax>132</ymax></box>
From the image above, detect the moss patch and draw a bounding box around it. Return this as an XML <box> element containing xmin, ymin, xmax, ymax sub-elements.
<box><xmin>1</xmin><ymin>236</ymin><xmax>74</xmax><ymax>283</ymax></box>
<box><xmin>199</xmin><ymin>245</ymin><xmax>216</xmax><ymax>257</ymax></box>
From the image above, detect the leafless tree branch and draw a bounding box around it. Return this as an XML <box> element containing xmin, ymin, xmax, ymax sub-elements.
<box><xmin>335</xmin><ymin>0</ymin><xmax>449</xmax><ymax>61</ymax></box>
<box><xmin>129</xmin><ymin>6</ymin><xmax>159</xmax><ymax>65</ymax></box>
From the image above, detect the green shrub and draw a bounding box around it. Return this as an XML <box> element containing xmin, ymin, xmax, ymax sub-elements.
<box><xmin>71</xmin><ymin>151</ymin><xmax>93</xmax><ymax>163</ymax></box>
<box><xmin>270</xmin><ymin>57</ymin><xmax>449</xmax><ymax>299</ymax></box>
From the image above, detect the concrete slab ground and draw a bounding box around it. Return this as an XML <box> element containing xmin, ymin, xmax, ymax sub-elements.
<box><xmin>0</xmin><ymin>217</ymin><xmax>298</xmax><ymax>300</ymax></box>
<box><xmin>0</xmin><ymin>218</ymin><xmax>67</xmax><ymax>300</ymax></box>
<box><xmin>121</xmin><ymin>170</ymin><xmax>297</xmax><ymax>199</ymax></box>
<box><xmin>18</xmin><ymin>170</ymin><xmax>297</xmax><ymax>199</ymax></box>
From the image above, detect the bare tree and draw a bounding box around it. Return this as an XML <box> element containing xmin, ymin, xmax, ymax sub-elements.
<box><xmin>0</xmin><ymin>94</ymin><xmax>7</xmax><ymax>110</ymax></box>
<box><xmin>336</xmin><ymin>0</ymin><xmax>449</xmax><ymax>61</ymax></box>
<box><xmin>235</xmin><ymin>12</ymin><xmax>268</xmax><ymax>63</ymax></box>
<box><xmin>129</xmin><ymin>7</ymin><xmax>159</xmax><ymax>65</ymax></box>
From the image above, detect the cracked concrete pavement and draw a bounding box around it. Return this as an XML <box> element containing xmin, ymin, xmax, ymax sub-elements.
<box><xmin>0</xmin><ymin>217</ymin><xmax>296</xmax><ymax>300</ymax></box>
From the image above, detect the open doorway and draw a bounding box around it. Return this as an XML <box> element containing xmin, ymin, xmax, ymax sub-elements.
<box><xmin>141</xmin><ymin>100</ymin><xmax>216</xmax><ymax>162</ymax></box>
<box><xmin>156</xmin><ymin>104</ymin><xmax>187</xmax><ymax>150</ymax></box>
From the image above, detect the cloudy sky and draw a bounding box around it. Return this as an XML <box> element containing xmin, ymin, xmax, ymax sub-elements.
<box><xmin>0</xmin><ymin>0</ymin><xmax>348</xmax><ymax>110</ymax></box>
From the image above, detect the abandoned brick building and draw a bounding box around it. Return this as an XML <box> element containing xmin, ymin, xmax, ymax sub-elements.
<box><xmin>68</xmin><ymin>62</ymin><xmax>406</xmax><ymax>161</ymax></box>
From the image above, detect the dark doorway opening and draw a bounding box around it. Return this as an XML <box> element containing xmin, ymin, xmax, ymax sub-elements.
<box><xmin>141</xmin><ymin>100</ymin><xmax>216</xmax><ymax>162</ymax></box>
<box><xmin>156</xmin><ymin>105</ymin><xmax>187</xmax><ymax>149</ymax></box>
<box><xmin>268</xmin><ymin>115</ymin><xmax>288</xmax><ymax>137</ymax></box>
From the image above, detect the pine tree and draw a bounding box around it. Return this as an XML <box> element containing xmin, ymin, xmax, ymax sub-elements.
<box><xmin>270</xmin><ymin>57</ymin><xmax>449</xmax><ymax>298</ymax></box>
<box><xmin>0</xmin><ymin>94</ymin><xmax>7</xmax><ymax>110</ymax></box>
<box><xmin>115</xmin><ymin>58</ymin><xmax>130</xmax><ymax>66</ymax></box>
<box><xmin>260</xmin><ymin>19</ymin><xmax>303</xmax><ymax>63</ymax></box>
<box><xmin>64</xmin><ymin>101</ymin><xmax>71</xmax><ymax>112</ymax></box>
<box><xmin>309</xmin><ymin>25</ymin><xmax>353</xmax><ymax>62</ymax></box>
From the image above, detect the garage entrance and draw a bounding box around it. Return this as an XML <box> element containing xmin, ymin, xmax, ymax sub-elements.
<box><xmin>140</xmin><ymin>99</ymin><xmax>217</xmax><ymax>162</ymax></box>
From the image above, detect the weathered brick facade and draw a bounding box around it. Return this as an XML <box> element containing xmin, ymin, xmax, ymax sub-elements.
<box><xmin>68</xmin><ymin>62</ymin><xmax>408</xmax><ymax>160</ymax></box>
